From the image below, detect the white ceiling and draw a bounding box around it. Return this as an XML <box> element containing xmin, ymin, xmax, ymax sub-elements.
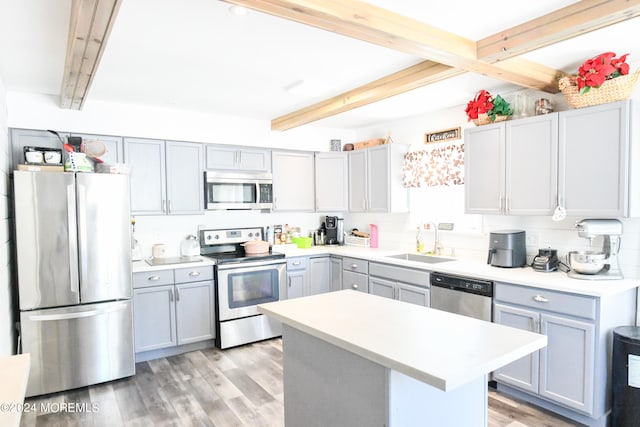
<box><xmin>1</xmin><ymin>0</ymin><xmax>639</xmax><ymax>129</ymax></box>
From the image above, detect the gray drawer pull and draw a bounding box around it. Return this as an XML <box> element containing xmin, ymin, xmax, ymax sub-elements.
<box><xmin>293</xmin><ymin>261</ymin><xmax>301</xmax><ymax>266</ymax></box>
<box><xmin>533</xmin><ymin>295</ymin><xmax>549</xmax><ymax>303</ymax></box>
<box><xmin>189</xmin><ymin>271</ymin><xmax>201</xmax><ymax>277</ymax></box>
<box><xmin>351</xmin><ymin>283</ymin><xmax>359</xmax><ymax>290</ymax></box>
<box><xmin>351</xmin><ymin>264</ymin><xmax>358</xmax><ymax>269</ymax></box>
<box><xmin>148</xmin><ymin>275</ymin><xmax>160</xmax><ymax>281</ymax></box>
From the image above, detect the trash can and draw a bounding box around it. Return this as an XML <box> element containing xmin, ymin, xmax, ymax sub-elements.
<box><xmin>612</xmin><ymin>326</ymin><xmax>640</xmax><ymax>427</ymax></box>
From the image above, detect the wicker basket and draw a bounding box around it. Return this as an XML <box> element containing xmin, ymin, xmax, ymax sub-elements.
<box><xmin>559</xmin><ymin>69</ymin><xmax>640</xmax><ymax>109</ymax></box>
<box><xmin>472</xmin><ymin>113</ymin><xmax>510</xmax><ymax>126</ymax></box>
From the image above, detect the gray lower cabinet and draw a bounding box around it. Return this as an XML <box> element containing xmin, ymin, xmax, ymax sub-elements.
<box><xmin>133</xmin><ymin>266</ymin><xmax>215</xmax><ymax>353</ymax></box>
<box><xmin>342</xmin><ymin>257</ymin><xmax>369</xmax><ymax>293</ymax></box>
<box><xmin>125</xmin><ymin>138</ymin><xmax>204</xmax><ymax>215</ymax></box>
<box><xmin>493</xmin><ymin>281</ymin><xmax>636</xmax><ymax>425</ymax></box>
<box><xmin>368</xmin><ymin>262</ymin><xmax>430</xmax><ymax>307</ymax></box>
<box><xmin>286</xmin><ymin>256</ymin><xmax>331</xmax><ymax>298</ymax></box>
<box><xmin>330</xmin><ymin>256</ymin><xmax>343</xmax><ymax>292</ymax></box>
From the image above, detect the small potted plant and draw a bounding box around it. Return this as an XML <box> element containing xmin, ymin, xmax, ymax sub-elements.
<box><xmin>559</xmin><ymin>52</ymin><xmax>639</xmax><ymax>108</ymax></box>
<box><xmin>465</xmin><ymin>90</ymin><xmax>513</xmax><ymax>125</ymax></box>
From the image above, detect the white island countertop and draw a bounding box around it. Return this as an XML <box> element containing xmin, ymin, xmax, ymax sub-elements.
<box><xmin>0</xmin><ymin>354</ymin><xmax>30</xmax><ymax>427</ymax></box>
<box><xmin>259</xmin><ymin>290</ymin><xmax>547</xmax><ymax>391</ymax></box>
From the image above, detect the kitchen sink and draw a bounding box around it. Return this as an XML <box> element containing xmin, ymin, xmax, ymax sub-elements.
<box><xmin>385</xmin><ymin>253</ymin><xmax>454</xmax><ymax>264</ymax></box>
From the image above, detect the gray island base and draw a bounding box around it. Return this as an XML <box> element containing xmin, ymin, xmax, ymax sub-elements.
<box><xmin>258</xmin><ymin>290</ymin><xmax>547</xmax><ymax>427</ymax></box>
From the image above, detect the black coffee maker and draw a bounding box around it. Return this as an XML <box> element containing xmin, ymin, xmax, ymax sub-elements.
<box><xmin>325</xmin><ymin>216</ymin><xmax>339</xmax><ymax>245</ymax></box>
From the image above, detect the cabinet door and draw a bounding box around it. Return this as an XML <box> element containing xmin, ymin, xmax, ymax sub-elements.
<box><xmin>205</xmin><ymin>146</ymin><xmax>239</xmax><ymax>170</ymax></box>
<box><xmin>369</xmin><ymin>276</ymin><xmax>395</xmax><ymax>299</ymax></box>
<box><xmin>309</xmin><ymin>257</ymin><xmax>331</xmax><ymax>295</ymax></box>
<box><xmin>367</xmin><ymin>145</ymin><xmax>390</xmax><ymax>212</ymax></box>
<box><xmin>330</xmin><ymin>257</ymin><xmax>343</xmax><ymax>292</ymax></box>
<box><xmin>71</xmin><ymin>133</ymin><xmax>124</xmax><ymax>166</ymax></box>
<box><xmin>559</xmin><ymin>101</ymin><xmax>629</xmax><ymax>217</ymax></box>
<box><xmin>287</xmin><ymin>271</ymin><xmax>306</xmax><ymax>299</ymax></box>
<box><xmin>133</xmin><ymin>285</ymin><xmax>176</xmax><ymax>352</ymax></box>
<box><xmin>125</xmin><ymin>138</ymin><xmax>166</xmax><ymax>215</ymax></box>
<box><xmin>539</xmin><ymin>313</ymin><xmax>595</xmax><ymax>414</ymax></box>
<box><xmin>272</xmin><ymin>151</ymin><xmax>315</xmax><ymax>211</ymax></box>
<box><xmin>397</xmin><ymin>282</ymin><xmax>429</xmax><ymax>307</ymax></box>
<box><xmin>493</xmin><ymin>303</ymin><xmax>540</xmax><ymax>394</ymax></box>
<box><xmin>505</xmin><ymin>115</ymin><xmax>558</xmax><ymax>215</ymax></box>
<box><xmin>238</xmin><ymin>148</ymin><xmax>271</xmax><ymax>172</ymax></box>
<box><xmin>342</xmin><ymin>270</ymin><xmax>368</xmax><ymax>293</ymax></box>
<box><xmin>348</xmin><ymin>150</ymin><xmax>367</xmax><ymax>212</ymax></box>
<box><xmin>175</xmin><ymin>281</ymin><xmax>215</xmax><ymax>345</ymax></box>
<box><xmin>464</xmin><ymin>123</ymin><xmax>505</xmax><ymax>214</ymax></box>
<box><xmin>315</xmin><ymin>152</ymin><xmax>348</xmax><ymax>211</ymax></box>
<box><xmin>166</xmin><ymin>141</ymin><xmax>204</xmax><ymax>215</ymax></box>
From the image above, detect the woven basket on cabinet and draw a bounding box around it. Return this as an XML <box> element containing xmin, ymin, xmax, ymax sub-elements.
<box><xmin>558</xmin><ymin>69</ymin><xmax>640</xmax><ymax>109</ymax></box>
<box><xmin>472</xmin><ymin>113</ymin><xmax>510</xmax><ymax>126</ymax></box>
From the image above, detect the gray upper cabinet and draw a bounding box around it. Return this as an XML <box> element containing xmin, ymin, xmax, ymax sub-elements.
<box><xmin>348</xmin><ymin>144</ymin><xmax>408</xmax><ymax>213</ymax></box>
<box><xmin>166</xmin><ymin>140</ymin><xmax>204</xmax><ymax>214</ymax></box>
<box><xmin>10</xmin><ymin>128</ymin><xmax>69</xmax><ymax>168</ymax></box>
<box><xmin>315</xmin><ymin>152</ymin><xmax>348</xmax><ymax>212</ymax></box>
<box><xmin>70</xmin><ymin>133</ymin><xmax>124</xmax><ymax>166</ymax></box>
<box><xmin>465</xmin><ymin>114</ymin><xmax>557</xmax><ymax>215</ymax></box>
<box><xmin>125</xmin><ymin>138</ymin><xmax>204</xmax><ymax>215</ymax></box>
<box><xmin>205</xmin><ymin>145</ymin><xmax>271</xmax><ymax>172</ymax></box>
<box><xmin>559</xmin><ymin>101</ymin><xmax>631</xmax><ymax>217</ymax></box>
<box><xmin>272</xmin><ymin>151</ymin><xmax>315</xmax><ymax>211</ymax></box>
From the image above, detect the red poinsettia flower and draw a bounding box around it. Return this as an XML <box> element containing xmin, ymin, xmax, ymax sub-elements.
<box><xmin>465</xmin><ymin>90</ymin><xmax>494</xmax><ymax>121</ymax></box>
<box><xmin>576</xmin><ymin>52</ymin><xmax>630</xmax><ymax>94</ymax></box>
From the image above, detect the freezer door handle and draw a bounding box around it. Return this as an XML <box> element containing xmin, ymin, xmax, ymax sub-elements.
<box><xmin>26</xmin><ymin>303</ymin><xmax>129</xmax><ymax>321</ymax></box>
<box><xmin>67</xmin><ymin>184</ymin><xmax>80</xmax><ymax>294</ymax></box>
<box><xmin>76</xmin><ymin>184</ymin><xmax>90</xmax><ymax>289</ymax></box>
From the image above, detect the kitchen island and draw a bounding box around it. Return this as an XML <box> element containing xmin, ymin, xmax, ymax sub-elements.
<box><xmin>259</xmin><ymin>290</ymin><xmax>547</xmax><ymax>427</ymax></box>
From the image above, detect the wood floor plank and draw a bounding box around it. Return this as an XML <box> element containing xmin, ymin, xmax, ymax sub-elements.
<box><xmin>20</xmin><ymin>338</ymin><xmax>587</xmax><ymax>427</ymax></box>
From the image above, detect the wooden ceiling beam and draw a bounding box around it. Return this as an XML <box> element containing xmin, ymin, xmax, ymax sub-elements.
<box><xmin>272</xmin><ymin>61</ymin><xmax>464</xmax><ymax>131</ymax></box>
<box><xmin>60</xmin><ymin>0</ymin><xmax>121</xmax><ymax>109</ymax></box>
<box><xmin>477</xmin><ymin>0</ymin><xmax>640</xmax><ymax>61</ymax></box>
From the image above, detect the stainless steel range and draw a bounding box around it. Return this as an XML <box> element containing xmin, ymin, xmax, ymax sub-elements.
<box><xmin>200</xmin><ymin>227</ymin><xmax>286</xmax><ymax>349</ymax></box>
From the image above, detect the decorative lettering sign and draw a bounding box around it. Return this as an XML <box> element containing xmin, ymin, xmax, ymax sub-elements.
<box><xmin>424</xmin><ymin>127</ymin><xmax>461</xmax><ymax>144</ymax></box>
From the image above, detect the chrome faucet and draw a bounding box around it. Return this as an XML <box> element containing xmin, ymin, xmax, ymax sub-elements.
<box><xmin>424</xmin><ymin>222</ymin><xmax>439</xmax><ymax>255</ymax></box>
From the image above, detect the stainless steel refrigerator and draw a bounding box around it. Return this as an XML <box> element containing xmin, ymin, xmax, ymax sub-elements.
<box><xmin>14</xmin><ymin>171</ymin><xmax>135</xmax><ymax>397</ymax></box>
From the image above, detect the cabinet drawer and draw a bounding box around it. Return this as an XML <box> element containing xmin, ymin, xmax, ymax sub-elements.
<box><xmin>495</xmin><ymin>282</ymin><xmax>596</xmax><ymax>320</ymax></box>
<box><xmin>133</xmin><ymin>270</ymin><xmax>174</xmax><ymax>289</ymax></box>
<box><xmin>343</xmin><ymin>271</ymin><xmax>368</xmax><ymax>293</ymax></box>
<box><xmin>287</xmin><ymin>257</ymin><xmax>308</xmax><ymax>271</ymax></box>
<box><xmin>342</xmin><ymin>257</ymin><xmax>369</xmax><ymax>274</ymax></box>
<box><xmin>174</xmin><ymin>265</ymin><xmax>214</xmax><ymax>284</ymax></box>
<box><xmin>369</xmin><ymin>263</ymin><xmax>430</xmax><ymax>288</ymax></box>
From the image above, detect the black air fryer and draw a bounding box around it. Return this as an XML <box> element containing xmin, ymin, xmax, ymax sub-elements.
<box><xmin>487</xmin><ymin>230</ymin><xmax>526</xmax><ymax>267</ymax></box>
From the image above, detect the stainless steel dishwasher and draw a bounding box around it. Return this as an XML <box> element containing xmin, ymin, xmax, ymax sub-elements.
<box><xmin>430</xmin><ymin>272</ymin><xmax>493</xmax><ymax>321</ymax></box>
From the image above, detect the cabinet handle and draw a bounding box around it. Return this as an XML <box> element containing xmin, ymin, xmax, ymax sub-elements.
<box><xmin>148</xmin><ymin>275</ymin><xmax>160</xmax><ymax>281</ymax></box>
<box><xmin>362</xmin><ymin>199</ymin><xmax>366</xmax><ymax>210</ymax></box>
<box><xmin>189</xmin><ymin>271</ymin><xmax>201</xmax><ymax>277</ymax></box>
<box><xmin>533</xmin><ymin>295</ymin><xmax>549</xmax><ymax>303</ymax></box>
<box><xmin>351</xmin><ymin>283</ymin><xmax>359</xmax><ymax>290</ymax></box>
<box><xmin>238</xmin><ymin>152</ymin><xmax>242</xmax><ymax>165</ymax></box>
<box><xmin>168</xmin><ymin>200</ymin><xmax>172</xmax><ymax>213</ymax></box>
<box><xmin>505</xmin><ymin>197</ymin><xmax>510</xmax><ymax>213</ymax></box>
<box><xmin>162</xmin><ymin>200</ymin><xmax>167</xmax><ymax>213</ymax></box>
<box><xmin>288</xmin><ymin>277</ymin><xmax>291</xmax><ymax>287</ymax></box>
<box><xmin>351</xmin><ymin>264</ymin><xmax>358</xmax><ymax>269</ymax></box>
<box><xmin>169</xmin><ymin>289</ymin><xmax>174</xmax><ymax>302</ymax></box>
<box><xmin>175</xmin><ymin>289</ymin><xmax>180</xmax><ymax>302</ymax></box>
<box><xmin>293</xmin><ymin>261</ymin><xmax>301</xmax><ymax>266</ymax></box>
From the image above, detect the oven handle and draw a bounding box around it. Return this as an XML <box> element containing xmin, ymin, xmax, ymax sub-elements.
<box><xmin>216</xmin><ymin>259</ymin><xmax>286</xmax><ymax>271</ymax></box>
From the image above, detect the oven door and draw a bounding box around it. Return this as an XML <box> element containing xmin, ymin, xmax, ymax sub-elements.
<box><xmin>216</xmin><ymin>260</ymin><xmax>286</xmax><ymax>321</ymax></box>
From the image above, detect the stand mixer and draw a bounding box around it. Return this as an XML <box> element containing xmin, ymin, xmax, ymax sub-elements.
<box><xmin>567</xmin><ymin>219</ymin><xmax>623</xmax><ymax>280</ymax></box>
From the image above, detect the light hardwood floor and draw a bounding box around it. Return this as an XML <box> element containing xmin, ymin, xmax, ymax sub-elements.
<box><xmin>20</xmin><ymin>338</ymin><xmax>583</xmax><ymax>426</ymax></box>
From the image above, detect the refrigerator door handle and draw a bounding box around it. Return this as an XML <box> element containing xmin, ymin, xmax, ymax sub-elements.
<box><xmin>67</xmin><ymin>184</ymin><xmax>80</xmax><ymax>294</ymax></box>
<box><xmin>76</xmin><ymin>184</ymin><xmax>89</xmax><ymax>289</ymax></box>
<box><xmin>26</xmin><ymin>303</ymin><xmax>129</xmax><ymax>321</ymax></box>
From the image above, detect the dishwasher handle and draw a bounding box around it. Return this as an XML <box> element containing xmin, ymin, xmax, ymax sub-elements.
<box><xmin>430</xmin><ymin>273</ymin><xmax>493</xmax><ymax>298</ymax></box>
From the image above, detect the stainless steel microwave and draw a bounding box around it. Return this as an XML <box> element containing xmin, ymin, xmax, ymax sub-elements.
<box><xmin>205</xmin><ymin>171</ymin><xmax>273</xmax><ymax>210</ymax></box>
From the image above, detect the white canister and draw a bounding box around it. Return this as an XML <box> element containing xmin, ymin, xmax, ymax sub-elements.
<box><xmin>180</xmin><ymin>235</ymin><xmax>200</xmax><ymax>257</ymax></box>
<box><xmin>152</xmin><ymin>243</ymin><xmax>167</xmax><ymax>258</ymax></box>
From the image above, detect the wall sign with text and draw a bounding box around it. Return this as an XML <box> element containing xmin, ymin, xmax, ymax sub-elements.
<box><xmin>424</xmin><ymin>127</ymin><xmax>461</xmax><ymax>144</ymax></box>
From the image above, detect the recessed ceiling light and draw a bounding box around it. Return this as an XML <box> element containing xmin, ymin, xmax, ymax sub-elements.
<box><xmin>229</xmin><ymin>5</ymin><xmax>248</xmax><ymax>16</ymax></box>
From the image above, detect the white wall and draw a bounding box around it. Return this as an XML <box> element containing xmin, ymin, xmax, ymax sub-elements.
<box><xmin>0</xmin><ymin>76</ymin><xmax>15</xmax><ymax>355</ymax></box>
<box><xmin>349</xmin><ymin>89</ymin><xmax>640</xmax><ymax>278</ymax></box>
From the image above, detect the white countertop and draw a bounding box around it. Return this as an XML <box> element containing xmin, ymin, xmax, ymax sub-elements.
<box><xmin>258</xmin><ymin>290</ymin><xmax>547</xmax><ymax>391</ymax></box>
<box><xmin>131</xmin><ymin>245</ymin><xmax>639</xmax><ymax>297</ymax></box>
<box><xmin>0</xmin><ymin>354</ymin><xmax>31</xmax><ymax>427</ymax></box>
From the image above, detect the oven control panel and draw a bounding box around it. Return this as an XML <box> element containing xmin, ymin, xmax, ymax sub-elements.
<box><xmin>201</xmin><ymin>227</ymin><xmax>263</xmax><ymax>245</ymax></box>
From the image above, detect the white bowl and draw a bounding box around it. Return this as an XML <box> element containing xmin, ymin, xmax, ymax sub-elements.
<box><xmin>25</xmin><ymin>151</ymin><xmax>43</xmax><ymax>163</ymax></box>
<box><xmin>44</xmin><ymin>151</ymin><xmax>62</xmax><ymax>164</ymax></box>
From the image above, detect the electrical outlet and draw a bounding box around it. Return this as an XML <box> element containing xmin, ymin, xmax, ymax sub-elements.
<box><xmin>526</xmin><ymin>233</ymin><xmax>539</xmax><ymax>247</ymax></box>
